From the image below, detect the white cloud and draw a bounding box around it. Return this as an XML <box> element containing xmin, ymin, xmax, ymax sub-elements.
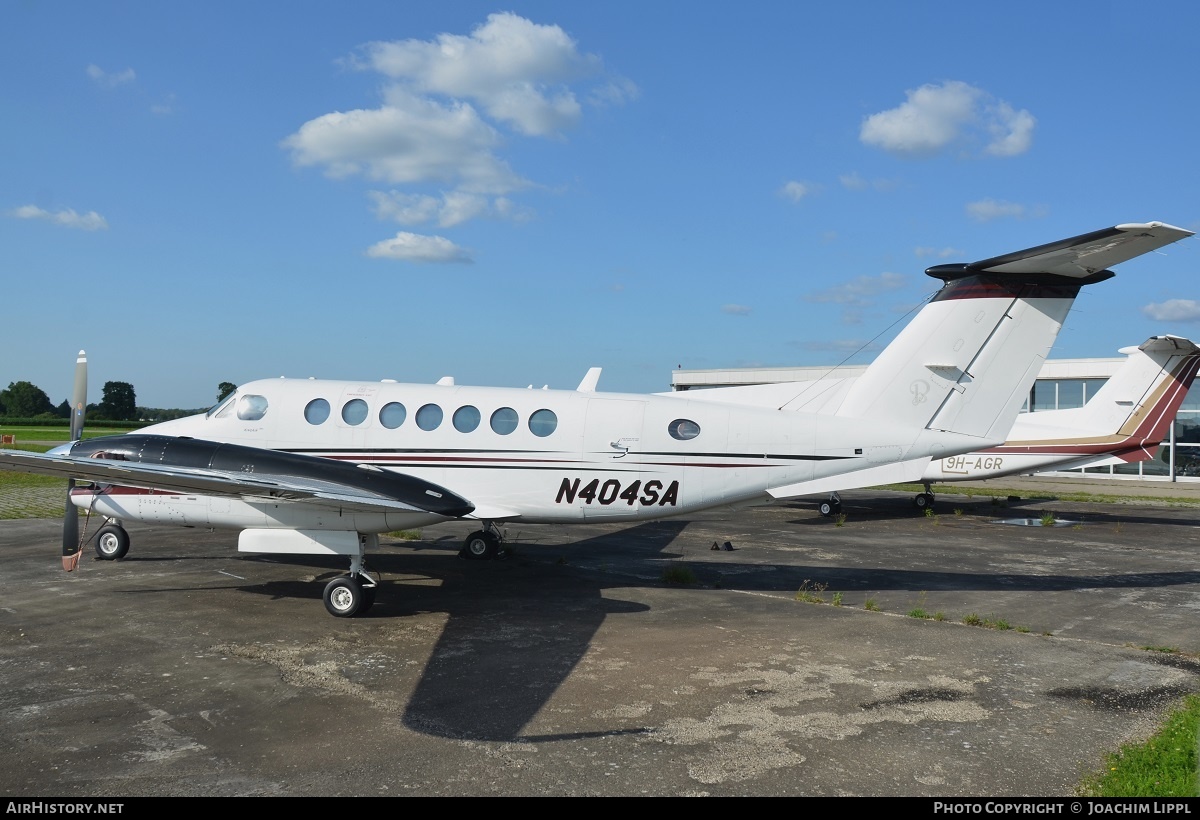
<box><xmin>8</xmin><ymin>205</ymin><xmax>108</xmax><ymax>231</ymax></box>
<box><xmin>985</xmin><ymin>103</ymin><xmax>1035</xmax><ymax>157</ymax></box>
<box><xmin>839</xmin><ymin>172</ymin><xmax>868</xmax><ymax>191</ymax></box>
<box><xmin>86</xmin><ymin>64</ymin><xmax>136</xmax><ymax>88</ymax></box>
<box><xmin>803</xmin><ymin>272</ymin><xmax>908</xmax><ymax>306</ymax></box>
<box><xmin>1142</xmin><ymin>299</ymin><xmax>1200</xmax><ymax>322</ymax></box>
<box><xmin>368</xmin><ymin>189</ymin><xmax>529</xmax><ymax>228</ymax></box>
<box><xmin>966</xmin><ymin>198</ymin><xmax>1048</xmax><ymax>222</ymax></box>
<box><xmin>780</xmin><ymin>180</ymin><xmax>816</xmax><ymax>202</ymax></box>
<box><xmin>366</xmin><ymin>231</ymin><xmax>473</xmax><ymax>263</ymax></box>
<box><xmin>285</xmin><ymin>12</ymin><xmax>633</xmax><ymax>250</ymax></box>
<box><xmin>284</xmin><ymin>90</ymin><xmax>525</xmax><ymax>194</ymax></box>
<box><xmin>354</xmin><ymin>12</ymin><xmax>617</xmax><ymax>137</ymax></box>
<box><xmin>860</xmin><ymin>80</ymin><xmax>1035</xmax><ymax>158</ymax></box>
<box><xmin>721</xmin><ymin>304</ymin><xmax>752</xmax><ymax>316</ymax></box>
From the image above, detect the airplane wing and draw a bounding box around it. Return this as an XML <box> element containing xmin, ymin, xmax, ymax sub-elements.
<box><xmin>928</xmin><ymin>222</ymin><xmax>1193</xmax><ymax>280</ymax></box>
<box><xmin>0</xmin><ymin>441</ymin><xmax>475</xmax><ymax>517</ymax></box>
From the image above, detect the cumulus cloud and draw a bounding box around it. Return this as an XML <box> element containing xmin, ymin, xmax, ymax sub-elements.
<box><xmin>366</xmin><ymin>232</ymin><xmax>473</xmax><ymax>263</ymax></box>
<box><xmin>779</xmin><ymin>181</ymin><xmax>815</xmax><ymax>202</ymax></box>
<box><xmin>721</xmin><ymin>304</ymin><xmax>752</xmax><ymax>316</ymax></box>
<box><xmin>284</xmin><ymin>89</ymin><xmax>525</xmax><ymax>193</ymax></box>
<box><xmin>368</xmin><ymin>189</ymin><xmax>528</xmax><ymax>228</ymax></box>
<box><xmin>8</xmin><ymin>205</ymin><xmax>108</xmax><ymax>231</ymax></box>
<box><xmin>285</xmin><ymin>13</ymin><xmax>633</xmax><ymax>255</ymax></box>
<box><xmin>860</xmin><ymin>80</ymin><xmax>1035</xmax><ymax>158</ymax></box>
<box><xmin>86</xmin><ymin>64</ymin><xmax>135</xmax><ymax>87</ymax></box>
<box><xmin>803</xmin><ymin>272</ymin><xmax>908</xmax><ymax>306</ymax></box>
<box><xmin>353</xmin><ymin>12</ymin><xmax>617</xmax><ymax>137</ymax></box>
<box><xmin>966</xmin><ymin>198</ymin><xmax>1048</xmax><ymax>222</ymax></box>
<box><xmin>1142</xmin><ymin>299</ymin><xmax>1200</xmax><ymax>322</ymax></box>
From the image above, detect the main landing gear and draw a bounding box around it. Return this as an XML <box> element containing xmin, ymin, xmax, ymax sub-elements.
<box><xmin>460</xmin><ymin>522</ymin><xmax>507</xmax><ymax>561</ymax></box>
<box><xmin>93</xmin><ymin>521</ymin><xmax>130</xmax><ymax>560</ymax></box>
<box><xmin>323</xmin><ymin>534</ymin><xmax>380</xmax><ymax>618</ymax></box>
<box><xmin>914</xmin><ymin>483</ymin><xmax>936</xmax><ymax>512</ymax></box>
<box><xmin>818</xmin><ymin>493</ymin><xmax>843</xmax><ymax>517</ymax></box>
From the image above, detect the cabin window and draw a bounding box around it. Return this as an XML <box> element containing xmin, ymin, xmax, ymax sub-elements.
<box><xmin>379</xmin><ymin>402</ymin><xmax>406</xmax><ymax>429</ymax></box>
<box><xmin>304</xmin><ymin>398</ymin><xmax>331</xmax><ymax>425</ymax></box>
<box><xmin>529</xmin><ymin>408</ymin><xmax>558</xmax><ymax>437</ymax></box>
<box><xmin>668</xmin><ymin>419</ymin><xmax>701</xmax><ymax>441</ymax></box>
<box><xmin>453</xmin><ymin>405</ymin><xmax>481</xmax><ymax>433</ymax></box>
<box><xmin>341</xmin><ymin>398</ymin><xmax>368</xmax><ymax>426</ymax></box>
<box><xmin>490</xmin><ymin>407</ymin><xmax>519</xmax><ymax>435</ymax></box>
<box><xmin>236</xmin><ymin>394</ymin><xmax>268</xmax><ymax>421</ymax></box>
<box><xmin>416</xmin><ymin>403</ymin><xmax>443</xmax><ymax>431</ymax></box>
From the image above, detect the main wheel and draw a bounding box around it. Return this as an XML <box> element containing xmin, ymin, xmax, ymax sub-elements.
<box><xmin>914</xmin><ymin>492</ymin><xmax>934</xmax><ymax>511</ymax></box>
<box><xmin>818</xmin><ymin>500</ymin><xmax>841</xmax><ymax>517</ymax></box>
<box><xmin>462</xmin><ymin>530</ymin><xmax>499</xmax><ymax>560</ymax></box>
<box><xmin>323</xmin><ymin>575</ymin><xmax>363</xmax><ymax>618</ymax></box>
<box><xmin>358</xmin><ymin>583</ymin><xmax>377</xmax><ymax>614</ymax></box>
<box><xmin>93</xmin><ymin>525</ymin><xmax>130</xmax><ymax>561</ymax></box>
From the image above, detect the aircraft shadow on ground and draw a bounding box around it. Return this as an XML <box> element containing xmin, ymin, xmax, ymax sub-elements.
<box><xmin>101</xmin><ymin>515</ymin><xmax>1200</xmax><ymax>744</ymax></box>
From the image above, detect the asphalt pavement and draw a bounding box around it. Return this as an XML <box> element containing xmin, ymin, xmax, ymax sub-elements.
<box><xmin>1</xmin><ymin>479</ymin><xmax>1199</xmax><ymax>797</ymax></box>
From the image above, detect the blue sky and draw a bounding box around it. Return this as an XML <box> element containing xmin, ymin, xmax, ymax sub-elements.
<box><xmin>3</xmin><ymin>1</ymin><xmax>1198</xmax><ymax>410</ymax></box>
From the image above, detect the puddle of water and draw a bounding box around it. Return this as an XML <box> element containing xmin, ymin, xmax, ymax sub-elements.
<box><xmin>991</xmin><ymin>518</ymin><xmax>1079</xmax><ymax>527</ymax></box>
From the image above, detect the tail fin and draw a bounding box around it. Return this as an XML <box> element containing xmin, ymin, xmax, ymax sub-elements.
<box><xmin>813</xmin><ymin>222</ymin><xmax>1193</xmax><ymax>443</ymax></box>
<box><xmin>1003</xmin><ymin>335</ymin><xmax>1200</xmax><ymax>462</ymax></box>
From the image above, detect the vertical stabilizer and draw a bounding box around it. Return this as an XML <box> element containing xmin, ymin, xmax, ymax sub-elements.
<box><xmin>825</xmin><ymin>222</ymin><xmax>1193</xmax><ymax>444</ymax></box>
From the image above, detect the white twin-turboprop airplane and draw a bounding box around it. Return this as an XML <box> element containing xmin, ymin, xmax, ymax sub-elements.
<box><xmin>0</xmin><ymin>221</ymin><xmax>1192</xmax><ymax>617</ymax></box>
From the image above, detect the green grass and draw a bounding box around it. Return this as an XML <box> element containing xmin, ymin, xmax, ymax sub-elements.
<box><xmin>1077</xmin><ymin>694</ymin><xmax>1200</xmax><ymax>797</ymax></box>
<box><xmin>661</xmin><ymin>563</ymin><xmax>697</xmax><ymax>585</ymax></box>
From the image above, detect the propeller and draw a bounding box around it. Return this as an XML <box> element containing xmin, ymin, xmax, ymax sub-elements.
<box><xmin>63</xmin><ymin>349</ymin><xmax>87</xmax><ymax>571</ymax></box>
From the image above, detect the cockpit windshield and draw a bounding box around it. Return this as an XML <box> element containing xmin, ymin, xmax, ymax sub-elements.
<box><xmin>206</xmin><ymin>391</ymin><xmax>237</xmax><ymax>419</ymax></box>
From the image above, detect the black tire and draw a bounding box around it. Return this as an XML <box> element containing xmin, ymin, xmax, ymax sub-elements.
<box><xmin>915</xmin><ymin>493</ymin><xmax>934</xmax><ymax>511</ymax></box>
<box><xmin>462</xmin><ymin>530</ymin><xmax>499</xmax><ymax>560</ymax></box>
<box><xmin>93</xmin><ymin>525</ymin><xmax>130</xmax><ymax>561</ymax></box>
<box><xmin>323</xmin><ymin>576</ymin><xmax>363</xmax><ymax>618</ymax></box>
<box><xmin>358</xmin><ymin>583</ymin><xmax>377</xmax><ymax>614</ymax></box>
<box><xmin>818</xmin><ymin>500</ymin><xmax>834</xmax><ymax>517</ymax></box>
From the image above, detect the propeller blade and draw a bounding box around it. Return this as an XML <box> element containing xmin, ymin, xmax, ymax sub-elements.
<box><xmin>69</xmin><ymin>350</ymin><xmax>87</xmax><ymax>442</ymax></box>
<box><xmin>63</xmin><ymin>350</ymin><xmax>87</xmax><ymax>571</ymax></box>
<box><xmin>63</xmin><ymin>486</ymin><xmax>81</xmax><ymax>571</ymax></box>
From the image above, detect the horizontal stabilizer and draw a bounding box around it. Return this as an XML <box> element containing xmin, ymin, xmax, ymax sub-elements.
<box><xmin>926</xmin><ymin>222</ymin><xmax>1193</xmax><ymax>281</ymax></box>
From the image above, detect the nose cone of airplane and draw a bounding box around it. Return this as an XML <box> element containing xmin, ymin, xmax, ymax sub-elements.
<box><xmin>47</xmin><ymin>442</ymin><xmax>76</xmax><ymax>457</ymax></box>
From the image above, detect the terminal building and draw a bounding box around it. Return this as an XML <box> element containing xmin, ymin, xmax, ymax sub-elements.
<box><xmin>671</xmin><ymin>354</ymin><xmax>1200</xmax><ymax>482</ymax></box>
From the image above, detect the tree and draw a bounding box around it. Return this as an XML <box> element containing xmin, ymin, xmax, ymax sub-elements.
<box><xmin>217</xmin><ymin>382</ymin><xmax>237</xmax><ymax>402</ymax></box>
<box><xmin>97</xmin><ymin>381</ymin><xmax>137</xmax><ymax>421</ymax></box>
<box><xmin>0</xmin><ymin>381</ymin><xmax>54</xmax><ymax>417</ymax></box>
